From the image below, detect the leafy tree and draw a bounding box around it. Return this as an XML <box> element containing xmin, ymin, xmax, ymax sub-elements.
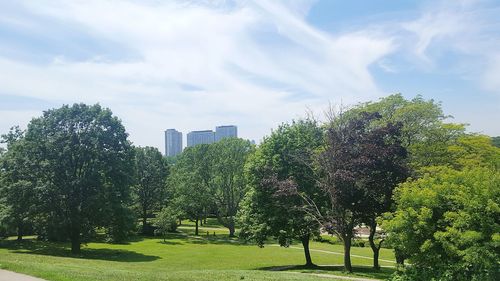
<box><xmin>0</xmin><ymin>127</ymin><xmax>37</xmax><ymax>241</ymax></box>
<box><xmin>133</xmin><ymin>146</ymin><xmax>169</xmax><ymax>234</ymax></box>
<box><xmin>491</xmin><ymin>136</ymin><xmax>500</xmax><ymax>148</ymax></box>
<box><xmin>352</xmin><ymin>94</ymin><xmax>465</xmax><ymax>171</ymax></box>
<box><xmin>169</xmin><ymin>145</ymin><xmax>212</xmax><ymax>236</ymax></box>
<box><xmin>382</xmin><ymin>166</ymin><xmax>499</xmax><ymax>281</ymax></box>
<box><xmin>210</xmin><ymin>138</ymin><xmax>254</xmax><ymax>237</ymax></box>
<box><xmin>23</xmin><ymin>104</ymin><xmax>135</xmax><ymax>253</ymax></box>
<box><xmin>239</xmin><ymin>119</ymin><xmax>323</xmax><ymax>266</ymax></box>
<box><xmin>153</xmin><ymin>207</ymin><xmax>179</xmax><ymax>242</ymax></box>
<box><xmin>304</xmin><ymin>111</ymin><xmax>407</xmax><ymax>272</ymax></box>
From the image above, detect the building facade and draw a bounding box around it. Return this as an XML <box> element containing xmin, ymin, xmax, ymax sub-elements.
<box><xmin>187</xmin><ymin>130</ymin><xmax>215</xmax><ymax>147</ymax></box>
<box><xmin>165</xmin><ymin>129</ymin><xmax>182</xmax><ymax>157</ymax></box>
<box><xmin>215</xmin><ymin>125</ymin><xmax>237</xmax><ymax>141</ymax></box>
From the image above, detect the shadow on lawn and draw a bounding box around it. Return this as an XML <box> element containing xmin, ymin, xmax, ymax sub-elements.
<box><xmin>258</xmin><ymin>264</ymin><xmax>395</xmax><ymax>280</ymax></box>
<box><xmin>0</xmin><ymin>239</ymin><xmax>160</xmax><ymax>262</ymax></box>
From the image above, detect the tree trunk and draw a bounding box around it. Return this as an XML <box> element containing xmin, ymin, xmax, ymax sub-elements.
<box><xmin>195</xmin><ymin>218</ymin><xmax>199</xmax><ymax>236</ymax></box>
<box><xmin>142</xmin><ymin>215</ymin><xmax>148</xmax><ymax>234</ymax></box>
<box><xmin>16</xmin><ymin>223</ymin><xmax>23</xmax><ymax>241</ymax></box>
<box><xmin>228</xmin><ymin>218</ymin><xmax>235</xmax><ymax>237</ymax></box>
<box><xmin>343</xmin><ymin>234</ymin><xmax>352</xmax><ymax>272</ymax></box>
<box><xmin>301</xmin><ymin>234</ymin><xmax>314</xmax><ymax>266</ymax></box>
<box><xmin>178</xmin><ymin>219</ymin><xmax>182</xmax><ymax>225</ymax></box>
<box><xmin>368</xmin><ymin>221</ymin><xmax>380</xmax><ymax>270</ymax></box>
<box><xmin>70</xmin><ymin>229</ymin><xmax>81</xmax><ymax>254</ymax></box>
<box><xmin>395</xmin><ymin>248</ymin><xmax>405</xmax><ymax>268</ymax></box>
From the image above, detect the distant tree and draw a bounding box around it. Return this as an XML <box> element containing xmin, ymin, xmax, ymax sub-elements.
<box><xmin>239</xmin><ymin>119</ymin><xmax>323</xmax><ymax>266</ymax></box>
<box><xmin>169</xmin><ymin>145</ymin><xmax>212</xmax><ymax>236</ymax></box>
<box><xmin>23</xmin><ymin>104</ymin><xmax>135</xmax><ymax>253</ymax></box>
<box><xmin>382</xmin><ymin>166</ymin><xmax>499</xmax><ymax>281</ymax></box>
<box><xmin>491</xmin><ymin>136</ymin><xmax>500</xmax><ymax>148</ymax></box>
<box><xmin>210</xmin><ymin>138</ymin><xmax>254</xmax><ymax>237</ymax></box>
<box><xmin>153</xmin><ymin>207</ymin><xmax>180</xmax><ymax>242</ymax></box>
<box><xmin>132</xmin><ymin>146</ymin><xmax>169</xmax><ymax>234</ymax></box>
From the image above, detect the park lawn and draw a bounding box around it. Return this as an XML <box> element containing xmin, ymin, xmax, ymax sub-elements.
<box><xmin>0</xmin><ymin>222</ymin><xmax>396</xmax><ymax>281</ymax></box>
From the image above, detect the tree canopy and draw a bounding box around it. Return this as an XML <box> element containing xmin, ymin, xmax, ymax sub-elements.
<box><xmin>22</xmin><ymin>104</ymin><xmax>135</xmax><ymax>253</ymax></box>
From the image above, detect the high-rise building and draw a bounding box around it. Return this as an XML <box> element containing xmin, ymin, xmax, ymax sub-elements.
<box><xmin>165</xmin><ymin>129</ymin><xmax>182</xmax><ymax>157</ymax></box>
<box><xmin>187</xmin><ymin>130</ymin><xmax>215</xmax><ymax>147</ymax></box>
<box><xmin>215</xmin><ymin>125</ymin><xmax>237</xmax><ymax>141</ymax></box>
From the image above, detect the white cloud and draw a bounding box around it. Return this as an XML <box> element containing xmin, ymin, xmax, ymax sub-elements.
<box><xmin>0</xmin><ymin>0</ymin><xmax>395</xmax><ymax>151</ymax></box>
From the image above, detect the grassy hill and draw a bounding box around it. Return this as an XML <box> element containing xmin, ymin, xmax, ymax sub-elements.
<box><xmin>0</xmin><ymin>220</ymin><xmax>396</xmax><ymax>281</ymax></box>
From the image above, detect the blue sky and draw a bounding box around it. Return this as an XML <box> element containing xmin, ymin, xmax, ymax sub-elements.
<box><xmin>1</xmin><ymin>0</ymin><xmax>499</xmax><ymax>152</ymax></box>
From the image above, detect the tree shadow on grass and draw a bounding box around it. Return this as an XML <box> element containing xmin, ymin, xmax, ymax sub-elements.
<box><xmin>257</xmin><ymin>264</ymin><xmax>395</xmax><ymax>280</ymax></box>
<box><xmin>0</xmin><ymin>239</ymin><xmax>160</xmax><ymax>262</ymax></box>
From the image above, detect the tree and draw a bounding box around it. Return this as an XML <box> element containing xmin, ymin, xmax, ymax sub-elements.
<box><xmin>153</xmin><ymin>207</ymin><xmax>180</xmax><ymax>242</ymax></box>
<box><xmin>352</xmin><ymin>94</ymin><xmax>465</xmax><ymax>171</ymax></box>
<box><xmin>210</xmin><ymin>138</ymin><xmax>254</xmax><ymax>237</ymax></box>
<box><xmin>382</xmin><ymin>166</ymin><xmax>499</xmax><ymax>281</ymax></box>
<box><xmin>132</xmin><ymin>146</ymin><xmax>169</xmax><ymax>234</ymax></box>
<box><xmin>23</xmin><ymin>104</ymin><xmax>135</xmax><ymax>253</ymax></box>
<box><xmin>239</xmin><ymin>119</ymin><xmax>323</xmax><ymax>266</ymax></box>
<box><xmin>169</xmin><ymin>145</ymin><xmax>212</xmax><ymax>236</ymax></box>
<box><xmin>491</xmin><ymin>136</ymin><xmax>500</xmax><ymax>148</ymax></box>
<box><xmin>0</xmin><ymin>127</ymin><xmax>37</xmax><ymax>241</ymax></box>
<box><xmin>300</xmin><ymin>111</ymin><xmax>407</xmax><ymax>272</ymax></box>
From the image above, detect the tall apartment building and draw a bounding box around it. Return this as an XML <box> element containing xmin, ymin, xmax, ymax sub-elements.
<box><xmin>164</xmin><ymin>129</ymin><xmax>182</xmax><ymax>157</ymax></box>
<box><xmin>187</xmin><ymin>130</ymin><xmax>215</xmax><ymax>147</ymax></box>
<box><xmin>215</xmin><ymin>125</ymin><xmax>237</xmax><ymax>141</ymax></box>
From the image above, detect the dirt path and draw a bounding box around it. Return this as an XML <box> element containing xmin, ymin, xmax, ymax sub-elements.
<box><xmin>0</xmin><ymin>269</ymin><xmax>46</xmax><ymax>281</ymax></box>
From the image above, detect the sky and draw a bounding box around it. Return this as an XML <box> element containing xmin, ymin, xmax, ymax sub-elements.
<box><xmin>1</xmin><ymin>0</ymin><xmax>499</xmax><ymax>153</ymax></box>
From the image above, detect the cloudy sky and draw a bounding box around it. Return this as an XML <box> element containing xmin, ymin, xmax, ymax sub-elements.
<box><xmin>1</xmin><ymin>0</ymin><xmax>499</xmax><ymax>153</ymax></box>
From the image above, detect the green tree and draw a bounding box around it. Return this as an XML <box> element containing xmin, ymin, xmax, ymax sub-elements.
<box><xmin>23</xmin><ymin>104</ymin><xmax>135</xmax><ymax>253</ymax></box>
<box><xmin>239</xmin><ymin>119</ymin><xmax>323</xmax><ymax>266</ymax></box>
<box><xmin>133</xmin><ymin>146</ymin><xmax>169</xmax><ymax>234</ymax></box>
<box><xmin>210</xmin><ymin>138</ymin><xmax>254</xmax><ymax>237</ymax></box>
<box><xmin>153</xmin><ymin>207</ymin><xmax>180</xmax><ymax>242</ymax></box>
<box><xmin>0</xmin><ymin>127</ymin><xmax>37</xmax><ymax>241</ymax></box>
<box><xmin>491</xmin><ymin>136</ymin><xmax>500</xmax><ymax>148</ymax></box>
<box><xmin>382</xmin><ymin>166</ymin><xmax>499</xmax><ymax>281</ymax></box>
<box><xmin>169</xmin><ymin>145</ymin><xmax>212</xmax><ymax>236</ymax></box>
<box><xmin>352</xmin><ymin>94</ymin><xmax>465</xmax><ymax>171</ymax></box>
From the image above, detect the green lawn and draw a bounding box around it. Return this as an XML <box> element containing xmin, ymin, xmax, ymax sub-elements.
<box><xmin>0</xmin><ymin>221</ymin><xmax>396</xmax><ymax>281</ymax></box>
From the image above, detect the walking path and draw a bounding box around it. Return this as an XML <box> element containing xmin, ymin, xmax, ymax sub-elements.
<box><xmin>282</xmin><ymin>245</ymin><xmax>397</xmax><ymax>264</ymax></box>
<box><xmin>0</xmin><ymin>269</ymin><xmax>46</xmax><ymax>281</ymax></box>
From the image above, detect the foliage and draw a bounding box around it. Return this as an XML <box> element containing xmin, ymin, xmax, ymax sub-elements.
<box><xmin>239</xmin><ymin>119</ymin><xmax>323</xmax><ymax>266</ymax></box>
<box><xmin>154</xmin><ymin>207</ymin><xmax>180</xmax><ymax>240</ymax></box>
<box><xmin>210</xmin><ymin>138</ymin><xmax>254</xmax><ymax>236</ymax></box>
<box><xmin>132</xmin><ymin>146</ymin><xmax>169</xmax><ymax>234</ymax></box>
<box><xmin>310</xmin><ymin>111</ymin><xmax>407</xmax><ymax>272</ymax></box>
<box><xmin>0</xmin><ymin>127</ymin><xmax>37</xmax><ymax>240</ymax></box>
<box><xmin>382</xmin><ymin>166</ymin><xmax>500</xmax><ymax>281</ymax></box>
<box><xmin>169</xmin><ymin>144</ymin><xmax>212</xmax><ymax>235</ymax></box>
<box><xmin>22</xmin><ymin>104</ymin><xmax>135</xmax><ymax>252</ymax></box>
<box><xmin>491</xmin><ymin>136</ymin><xmax>500</xmax><ymax>148</ymax></box>
<box><xmin>352</xmin><ymin>94</ymin><xmax>465</xmax><ymax>172</ymax></box>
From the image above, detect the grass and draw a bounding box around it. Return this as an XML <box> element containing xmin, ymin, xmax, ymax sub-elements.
<box><xmin>0</xmin><ymin>220</ymin><xmax>396</xmax><ymax>281</ymax></box>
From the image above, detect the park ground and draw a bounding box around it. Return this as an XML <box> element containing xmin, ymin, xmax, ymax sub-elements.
<box><xmin>0</xmin><ymin>219</ymin><xmax>396</xmax><ymax>281</ymax></box>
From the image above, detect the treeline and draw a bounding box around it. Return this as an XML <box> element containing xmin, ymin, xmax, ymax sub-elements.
<box><xmin>0</xmin><ymin>94</ymin><xmax>498</xmax><ymax>280</ymax></box>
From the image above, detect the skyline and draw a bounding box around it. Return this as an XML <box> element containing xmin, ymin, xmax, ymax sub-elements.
<box><xmin>1</xmin><ymin>0</ymin><xmax>500</xmax><ymax>152</ymax></box>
